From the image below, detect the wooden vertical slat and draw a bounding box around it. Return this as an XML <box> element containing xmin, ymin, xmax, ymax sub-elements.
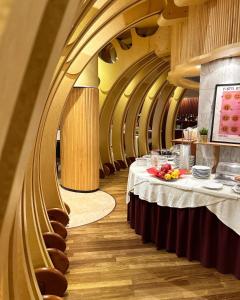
<box><xmin>61</xmin><ymin>87</ymin><xmax>99</xmax><ymax>192</ymax></box>
<box><xmin>170</xmin><ymin>0</ymin><xmax>240</xmax><ymax>70</ymax></box>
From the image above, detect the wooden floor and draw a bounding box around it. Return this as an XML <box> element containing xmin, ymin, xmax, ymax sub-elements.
<box><xmin>65</xmin><ymin>169</ymin><xmax>240</xmax><ymax>300</ymax></box>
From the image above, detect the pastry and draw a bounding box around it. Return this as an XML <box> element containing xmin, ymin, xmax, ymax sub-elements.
<box><xmin>223</xmin><ymin>104</ymin><xmax>231</xmax><ymax>110</ymax></box>
<box><xmin>234</xmin><ymin>93</ymin><xmax>240</xmax><ymax>100</ymax></box>
<box><xmin>222</xmin><ymin>115</ymin><xmax>230</xmax><ymax>121</ymax></box>
<box><xmin>222</xmin><ymin>126</ymin><xmax>228</xmax><ymax>132</ymax></box>
<box><xmin>232</xmin><ymin>115</ymin><xmax>239</xmax><ymax>121</ymax></box>
<box><xmin>224</xmin><ymin>93</ymin><xmax>232</xmax><ymax>99</ymax></box>
<box><xmin>235</xmin><ymin>175</ymin><xmax>240</xmax><ymax>182</ymax></box>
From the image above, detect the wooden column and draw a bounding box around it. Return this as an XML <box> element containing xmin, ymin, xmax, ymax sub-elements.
<box><xmin>61</xmin><ymin>87</ymin><xmax>99</xmax><ymax>192</ymax></box>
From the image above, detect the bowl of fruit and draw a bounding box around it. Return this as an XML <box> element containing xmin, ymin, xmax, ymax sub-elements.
<box><xmin>147</xmin><ymin>163</ymin><xmax>186</xmax><ymax>181</ymax></box>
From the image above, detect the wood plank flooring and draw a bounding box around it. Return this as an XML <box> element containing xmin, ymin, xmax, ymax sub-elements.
<box><xmin>65</xmin><ymin>169</ymin><xmax>240</xmax><ymax>300</ymax></box>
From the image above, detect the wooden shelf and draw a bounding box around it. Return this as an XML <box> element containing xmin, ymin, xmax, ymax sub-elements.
<box><xmin>195</xmin><ymin>141</ymin><xmax>240</xmax><ymax>148</ymax></box>
<box><xmin>172</xmin><ymin>138</ymin><xmax>197</xmax><ymax>144</ymax></box>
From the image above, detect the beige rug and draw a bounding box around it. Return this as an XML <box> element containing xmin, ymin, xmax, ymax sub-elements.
<box><xmin>59</xmin><ymin>187</ymin><xmax>116</xmax><ymax>228</ymax></box>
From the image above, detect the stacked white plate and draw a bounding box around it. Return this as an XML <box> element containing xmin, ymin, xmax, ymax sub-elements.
<box><xmin>189</xmin><ymin>156</ymin><xmax>195</xmax><ymax>168</ymax></box>
<box><xmin>192</xmin><ymin>165</ymin><xmax>211</xmax><ymax>179</ymax></box>
<box><xmin>135</xmin><ymin>157</ymin><xmax>147</xmax><ymax>166</ymax></box>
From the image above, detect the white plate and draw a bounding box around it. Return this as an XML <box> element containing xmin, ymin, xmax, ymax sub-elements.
<box><xmin>202</xmin><ymin>181</ymin><xmax>223</xmax><ymax>190</ymax></box>
<box><xmin>192</xmin><ymin>165</ymin><xmax>211</xmax><ymax>171</ymax></box>
<box><xmin>193</xmin><ymin>171</ymin><xmax>210</xmax><ymax>175</ymax></box>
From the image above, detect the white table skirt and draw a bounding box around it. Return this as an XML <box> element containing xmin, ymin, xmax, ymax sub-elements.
<box><xmin>127</xmin><ymin>162</ymin><xmax>240</xmax><ymax>235</ymax></box>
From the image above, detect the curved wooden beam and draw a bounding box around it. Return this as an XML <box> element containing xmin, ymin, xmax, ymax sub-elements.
<box><xmin>67</xmin><ymin>0</ymin><xmax>111</xmax><ymax>46</ymax></box>
<box><xmin>165</xmin><ymin>87</ymin><xmax>185</xmax><ymax>148</ymax></box>
<box><xmin>158</xmin><ymin>0</ymin><xmax>188</xmax><ymax>26</ymax></box>
<box><xmin>124</xmin><ymin>61</ymin><xmax>169</xmax><ymax>158</ymax></box>
<box><xmin>0</xmin><ymin>0</ymin><xmax>79</xmax><ymax>297</ymax></box>
<box><xmin>151</xmin><ymin>84</ymin><xmax>175</xmax><ymax>150</ymax></box>
<box><xmin>99</xmin><ymin>52</ymin><xmax>157</xmax><ymax>166</ymax></box>
<box><xmin>174</xmin><ymin>0</ymin><xmax>208</xmax><ymax>7</ymax></box>
<box><xmin>10</xmin><ymin>188</ymin><xmax>43</xmax><ymax>299</ymax></box>
<box><xmin>138</xmin><ymin>70</ymin><xmax>169</xmax><ymax>155</ymax></box>
<box><xmin>111</xmin><ymin>55</ymin><xmax>162</xmax><ymax>163</ymax></box>
<box><xmin>99</xmin><ymin>27</ymin><xmax>162</xmax><ymax>110</ymax></box>
<box><xmin>67</xmin><ymin>1</ymin><xmax>165</xmax><ymax>72</ymax></box>
<box><xmin>24</xmin><ymin>163</ymin><xmax>53</xmax><ymax>268</ymax></box>
<box><xmin>100</xmin><ymin>26</ymin><xmax>171</xmax><ymax>166</ymax></box>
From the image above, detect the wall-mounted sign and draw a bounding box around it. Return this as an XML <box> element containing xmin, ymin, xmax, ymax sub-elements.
<box><xmin>210</xmin><ymin>83</ymin><xmax>240</xmax><ymax>144</ymax></box>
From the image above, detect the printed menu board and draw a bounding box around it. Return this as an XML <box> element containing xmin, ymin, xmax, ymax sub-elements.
<box><xmin>219</xmin><ymin>91</ymin><xmax>240</xmax><ymax>136</ymax></box>
<box><xmin>211</xmin><ymin>84</ymin><xmax>240</xmax><ymax>144</ymax></box>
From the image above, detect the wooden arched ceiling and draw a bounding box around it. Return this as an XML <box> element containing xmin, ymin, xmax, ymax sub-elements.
<box><xmin>111</xmin><ymin>59</ymin><xmax>169</xmax><ymax>164</ymax></box>
<box><xmin>99</xmin><ymin>27</ymin><xmax>164</xmax><ymax>108</ymax></box>
<box><xmin>100</xmin><ymin>53</ymin><xmax>159</xmax><ymax>166</ymax></box>
<box><xmin>3</xmin><ymin>10</ymin><xmax>240</xmax><ymax>300</ymax></box>
<box><xmin>38</xmin><ymin>0</ymin><xmax>166</xmax><ymax>211</ymax></box>
<box><xmin>1</xmin><ymin>1</ymin><xmax>169</xmax><ymax>299</ymax></box>
<box><xmin>99</xmin><ymin>24</ymin><xmax>171</xmax><ymax>166</ymax></box>
<box><xmin>124</xmin><ymin>61</ymin><xmax>169</xmax><ymax>158</ymax></box>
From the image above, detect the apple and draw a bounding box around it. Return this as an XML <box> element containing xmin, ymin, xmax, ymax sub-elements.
<box><xmin>161</xmin><ymin>166</ymin><xmax>167</xmax><ymax>172</ymax></box>
<box><xmin>165</xmin><ymin>163</ymin><xmax>172</xmax><ymax>170</ymax></box>
<box><xmin>161</xmin><ymin>163</ymin><xmax>172</xmax><ymax>172</ymax></box>
<box><xmin>157</xmin><ymin>171</ymin><xmax>165</xmax><ymax>179</ymax></box>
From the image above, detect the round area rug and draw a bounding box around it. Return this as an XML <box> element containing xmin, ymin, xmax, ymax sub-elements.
<box><xmin>59</xmin><ymin>187</ymin><xmax>116</xmax><ymax>228</ymax></box>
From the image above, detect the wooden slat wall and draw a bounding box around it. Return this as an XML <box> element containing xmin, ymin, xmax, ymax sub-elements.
<box><xmin>171</xmin><ymin>0</ymin><xmax>240</xmax><ymax>69</ymax></box>
<box><xmin>61</xmin><ymin>87</ymin><xmax>99</xmax><ymax>191</ymax></box>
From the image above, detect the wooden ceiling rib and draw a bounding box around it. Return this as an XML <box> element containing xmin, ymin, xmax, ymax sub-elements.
<box><xmin>6</xmin><ymin>0</ymin><xmax>240</xmax><ymax>298</ymax></box>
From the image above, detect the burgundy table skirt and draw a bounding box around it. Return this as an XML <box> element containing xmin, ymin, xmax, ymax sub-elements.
<box><xmin>127</xmin><ymin>193</ymin><xmax>240</xmax><ymax>279</ymax></box>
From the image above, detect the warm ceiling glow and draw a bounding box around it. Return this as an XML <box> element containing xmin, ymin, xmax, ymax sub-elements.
<box><xmin>93</xmin><ymin>0</ymin><xmax>108</xmax><ymax>9</ymax></box>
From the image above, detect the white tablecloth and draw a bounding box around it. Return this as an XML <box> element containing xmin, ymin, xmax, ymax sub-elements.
<box><xmin>127</xmin><ymin>162</ymin><xmax>240</xmax><ymax>235</ymax></box>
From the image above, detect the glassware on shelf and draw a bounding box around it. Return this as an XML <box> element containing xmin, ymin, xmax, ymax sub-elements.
<box><xmin>183</xmin><ymin>127</ymin><xmax>198</xmax><ymax>141</ymax></box>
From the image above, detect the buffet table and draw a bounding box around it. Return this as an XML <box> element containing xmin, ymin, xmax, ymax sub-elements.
<box><xmin>127</xmin><ymin>161</ymin><xmax>240</xmax><ymax>279</ymax></box>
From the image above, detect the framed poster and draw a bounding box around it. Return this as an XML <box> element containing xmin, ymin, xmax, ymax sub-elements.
<box><xmin>210</xmin><ymin>83</ymin><xmax>240</xmax><ymax>144</ymax></box>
